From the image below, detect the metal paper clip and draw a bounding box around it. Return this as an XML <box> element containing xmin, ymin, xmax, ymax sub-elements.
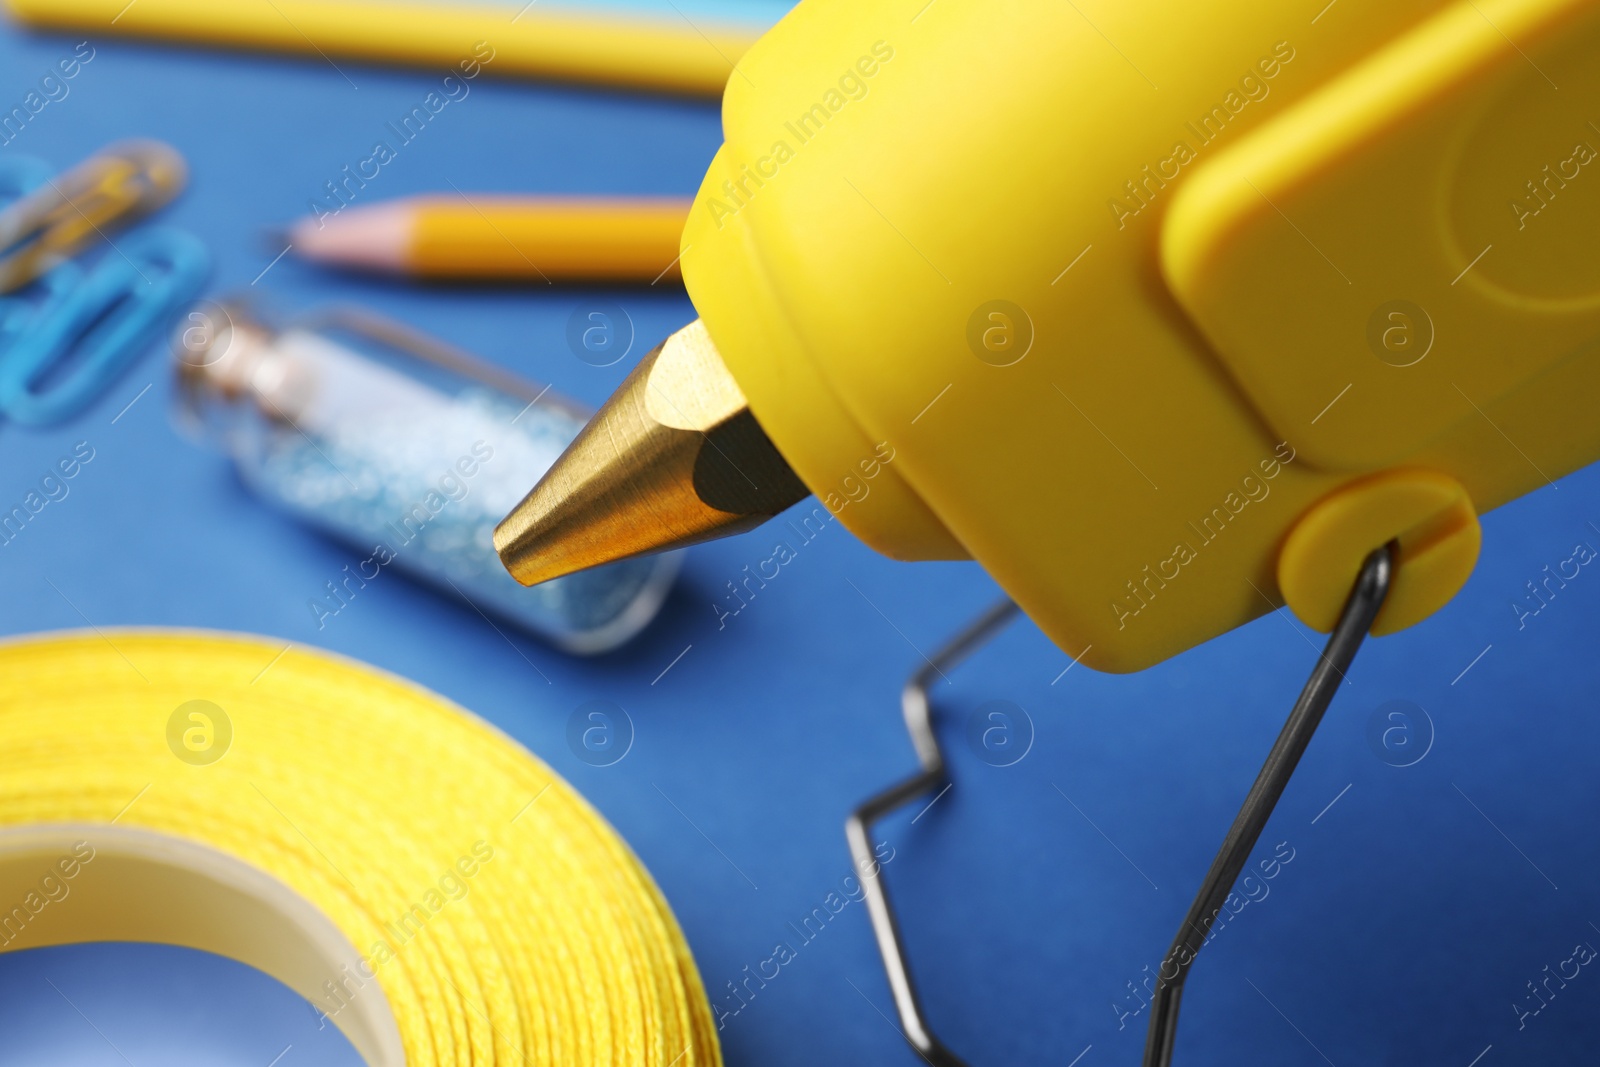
<box><xmin>0</xmin><ymin>140</ymin><xmax>188</xmax><ymax>294</ymax></box>
<box><xmin>0</xmin><ymin>227</ymin><xmax>210</xmax><ymax>425</ymax></box>
<box><xmin>846</xmin><ymin>544</ymin><xmax>1394</xmax><ymax>1067</ymax></box>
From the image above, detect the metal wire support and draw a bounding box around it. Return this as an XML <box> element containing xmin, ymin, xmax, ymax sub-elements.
<box><xmin>1142</xmin><ymin>542</ymin><xmax>1395</xmax><ymax>1067</ymax></box>
<box><xmin>846</xmin><ymin>597</ymin><xmax>1021</xmax><ymax>1067</ymax></box>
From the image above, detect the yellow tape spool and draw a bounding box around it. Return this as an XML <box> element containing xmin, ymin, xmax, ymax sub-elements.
<box><xmin>0</xmin><ymin>630</ymin><xmax>720</xmax><ymax>1067</ymax></box>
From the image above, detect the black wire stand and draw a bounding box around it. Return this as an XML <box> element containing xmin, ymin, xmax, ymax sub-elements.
<box><xmin>844</xmin><ymin>544</ymin><xmax>1396</xmax><ymax>1067</ymax></box>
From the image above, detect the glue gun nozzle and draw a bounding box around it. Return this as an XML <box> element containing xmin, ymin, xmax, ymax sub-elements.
<box><xmin>494</xmin><ymin>319</ymin><xmax>810</xmax><ymax>586</ymax></box>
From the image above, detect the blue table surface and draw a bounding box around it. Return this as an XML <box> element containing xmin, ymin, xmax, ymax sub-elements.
<box><xmin>1</xmin><ymin>4</ymin><xmax>1598</xmax><ymax>1066</ymax></box>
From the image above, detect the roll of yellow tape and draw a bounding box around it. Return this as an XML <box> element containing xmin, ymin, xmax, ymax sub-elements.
<box><xmin>0</xmin><ymin>630</ymin><xmax>720</xmax><ymax>1067</ymax></box>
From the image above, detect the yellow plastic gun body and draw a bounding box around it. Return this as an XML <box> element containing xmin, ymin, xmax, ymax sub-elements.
<box><xmin>681</xmin><ymin>0</ymin><xmax>1600</xmax><ymax>671</ymax></box>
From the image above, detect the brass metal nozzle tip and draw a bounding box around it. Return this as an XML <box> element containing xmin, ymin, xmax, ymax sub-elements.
<box><xmin>494</xmin><ymin>319</ymin><xmax>809</xmax><ymax>586</ymax></box>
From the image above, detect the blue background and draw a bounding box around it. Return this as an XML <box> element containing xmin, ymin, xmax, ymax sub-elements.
<box><xmin>0</xmin><ymin>3</ymin><xmax>1597</xmax><ymax>1065</ymax></box>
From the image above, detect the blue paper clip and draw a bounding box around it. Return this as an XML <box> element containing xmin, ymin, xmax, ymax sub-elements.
<box><xmin>0</xmin><ymin>260</ymin><xmax>80</xmax><ymax>351</ymax></box>
<box><xmin>0</xmin><ymin>227</ymin><xmax>210</xmax><ymax>426</ymax></box>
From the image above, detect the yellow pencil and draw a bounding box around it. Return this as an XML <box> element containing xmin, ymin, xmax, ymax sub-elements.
<box><xmin>289</xmin><ymin>195</ymin><xmax>692</xmax><ymax>282</ymax></box>
<box><xmin>3</xmin><ymin>0</ymin><xmax>761</xmax><ymax>96</ymax></box>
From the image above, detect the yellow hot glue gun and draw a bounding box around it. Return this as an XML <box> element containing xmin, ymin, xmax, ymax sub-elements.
<box><xmin>497</xmin><ymin>0</ymin><xmax>1600</xmax><ymax>672</ymax></box>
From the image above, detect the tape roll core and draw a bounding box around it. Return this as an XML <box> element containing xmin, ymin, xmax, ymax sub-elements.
<box><xmin>0</xmin><ymin>824</ymin><xmax>406</xmax><ymax>1064</ymax></box>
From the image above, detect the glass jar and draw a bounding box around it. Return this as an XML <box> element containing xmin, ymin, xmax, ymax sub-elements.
<box><xmin>173</xmin><ymin>302</ymin><xmax>679</xmax><ymax>654</ymax></box>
